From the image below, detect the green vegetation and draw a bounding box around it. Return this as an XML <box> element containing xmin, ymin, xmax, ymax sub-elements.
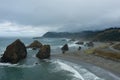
<box><xmin>94</xmin><ymin>28</ymin><xmax>120</xmax><ymax>41</ymax></box>
<box><xmin>84</xmin><ymin>48</ymin><xmax>95</xmax><ymax>54</ymax></box>
<box><xmin>94</xmin><ymin>49</ymin><xmax>120</xmax><ymax>61</ymax></box>
<box><xmin>42</xmin><ymin>27</ymin><xmax>120</xmax><ymax>41</ymax></box>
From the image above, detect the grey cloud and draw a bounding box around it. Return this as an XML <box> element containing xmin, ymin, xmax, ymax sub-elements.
<box><xmin>0</xmin><ymin>0</ymin><xmax>120</xmax><ymax>34</ymax></box>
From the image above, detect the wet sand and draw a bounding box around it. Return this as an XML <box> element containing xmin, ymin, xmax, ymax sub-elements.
<box><xmin>52</xmin><ymin>51</ymin><xmax>120</xmax><ymax>79</ymax></box>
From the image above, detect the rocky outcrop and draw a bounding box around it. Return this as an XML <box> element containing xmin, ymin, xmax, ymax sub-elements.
<box><xmin>78</xmin><ymin>46</ymin><xmax>81</xmax><ymax>50</ymax></box>
<box><xmin>27</xmin><ymin>40</ymin><xmax>42</xmax><ymax>50</ymax></box>
<box><xmin>1</xmin><ymin>39</ymin><xmax>27</xmax><ymax>64</ymax></box>
<box><xmin>75</xmin><ymin>41</ymin><xmax>84</xmax><ymax>45</ymax></box>
<box><xmin>36</xmin><ymin>45</ymin><xmax>50</xmax><ymax>59</ymax></box>
<box><xmin>85</xmin><ymin>42</ymin><xmax>94</xmax><ymax>47</ymax></box>
<box><xmin>61</xmin><ymin>44</ymin><xmax>69</xmax><ymax>53</ymax></box>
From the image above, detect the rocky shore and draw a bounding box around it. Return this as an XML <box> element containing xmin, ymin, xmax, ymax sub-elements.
<box><xmin>52</xmin><ymin>48</ymin><xmax>120</xmax><ymax>77</ymax></box>
<box><xmin>0</xmin><ymin>37</ymin><xmax>120</xmax><ymax>79</ymax></box>
<box><xmin>52</xmin><ymin>41</ymin><xmax>120</xmax><ymax>78</ymax></box>
<box><xmin>52</xmin><ymin>52</ymin><xmax>120</xmax><ymax>78</ymax></box>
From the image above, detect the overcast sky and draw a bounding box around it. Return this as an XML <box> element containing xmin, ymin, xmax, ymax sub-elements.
<box><xmin>0</xmin><ymin>0</ymin><xmax>120</xmax><ymax>37</ymax></box>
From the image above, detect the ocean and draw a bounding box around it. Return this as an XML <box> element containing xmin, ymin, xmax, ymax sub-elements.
<box><xmin>0</xmin><ymin>37</ymin><xmax>119</xmax><ymax>80</ymax></box>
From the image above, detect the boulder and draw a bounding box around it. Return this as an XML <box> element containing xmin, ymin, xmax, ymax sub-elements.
<box><xmin>86</xmin><ymin>42</ymin><xmax>94</xmax><ymax>47</ymax></box>
<box><xmin>36</xmin><ymin>45</ymin><xmax>50</xmax><ymax>59</ymax></box>
<box><xmin>78</xmin><ymin>46</ymin><xmax>81</xmax><ymax>50</ymax></box>
<box><xmin>61</xmin><ymin>44</ymin><xmax>69</xmax><ymax>53</ymax></box>
<box><xmin>1</xmin><ymin>39</ymin><xmax>27</xmax><ymax>64</ymax></box>
<box><xmin>27</xmin><ymin>40</ymin><xmax>42</xmax><ymax>49</ymax></box>
<box><xmin>75</xmin><ymin>41</ymin><xmax>84</xmax><ymax>45</ymax></box>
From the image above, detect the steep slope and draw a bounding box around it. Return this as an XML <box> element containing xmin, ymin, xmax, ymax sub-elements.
<box><xmin>94</xmin><ymin>28</ymin><xmax>120</xmax><ymax>41</ymax></box>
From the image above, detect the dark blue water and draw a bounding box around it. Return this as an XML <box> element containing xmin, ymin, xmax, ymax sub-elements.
<box><xmin>0</xmin><ymin>37</ymin><xmax>119</xmax><ymax>80</ymax></box>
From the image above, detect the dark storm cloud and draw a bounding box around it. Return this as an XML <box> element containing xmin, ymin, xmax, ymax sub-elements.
<box><xmin>0</xmin><ymin>0</ymin><xmax>120</xmax><ymax>36</ymax></box>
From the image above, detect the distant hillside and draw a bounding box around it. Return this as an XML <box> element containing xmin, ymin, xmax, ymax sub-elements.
<box><xmin>93</xmin><ymin>28</ymin><xmax>120</xmax><ymax>41</ymax></box>
<box><xmin>42</xmin><ymin>27</ymin><xmax>120</xmax><ymax>41</ymax></box>
<box><xmin>43</xmin><ymin>32</ymin><xmax>73</xmax><ymax>38</ymax></box>
<box><xmin>42</xmin><ymin>31</ymin><xmax>99</xmax><ymax>39</ymax></box>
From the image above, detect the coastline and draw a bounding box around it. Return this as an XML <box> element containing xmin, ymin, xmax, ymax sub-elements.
<box><xmin>51</xmin><ymin>52</ymin><xmax>120</xmax><ymax>79</ymax></box>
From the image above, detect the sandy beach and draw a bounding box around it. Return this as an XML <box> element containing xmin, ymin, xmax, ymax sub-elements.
<box><xmin>52</xmin><ymin>49</ymin><xmax>120</xmax><ymax>79</ymax></box>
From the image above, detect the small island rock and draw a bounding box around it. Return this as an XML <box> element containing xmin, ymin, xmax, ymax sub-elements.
<box><xmin>36</xmin><ymin>45</ymin><xmax>50</xmax><ymax>59</ymax></box>
<box><xmin>1</xmin><ymin>39</ymin><xmax>27</xmax><ymax>64</ymax></box>
<box><xmin>61</xmin><ymin>44</ymin><xmax>69</xmax><ymax>54</ymax></box>
<box><xmin>27</xmin><ymin>40</ymin><xmax>42</xmax><ymax>50</ymax></box>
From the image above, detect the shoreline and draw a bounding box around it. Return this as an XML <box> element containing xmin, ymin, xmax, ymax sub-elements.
<box><xmin>51</xmin><ymin>52</ymin><xmax>120</xmax><ymax>79</ymax></box>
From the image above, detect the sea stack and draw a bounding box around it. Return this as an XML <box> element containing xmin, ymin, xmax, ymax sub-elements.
<box><xmin>27</xmin><ymin>40</ymin><xmax>42</xmax><ymax>50</ymax></box>
<box><xmin>1</xmin><ymin>39</ymin><xmax>27</xmax><ymax>64</ymax></box>
<box><xmin>36</xmin><ymin>45</ymin><xmax>51</xmax><ymax>59</ymax></box>
<box><xmin>61</xmin><ymin>44</ymin><xmax>69</xmax><ymax>54</ymax></box>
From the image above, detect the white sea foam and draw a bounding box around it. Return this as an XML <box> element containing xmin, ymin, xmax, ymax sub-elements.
<box><xmin>43</xmin><ymin>59</ymin><xmax>51</xmax><ymax>62</ymax></box>
<box><xmin>66</xmin><ymin>38</ymin><xmax>71</xmax><ymax>42</ymax></box>
<box><xmin>57</xmin><ymin>45</ymin><xmax>63</xmax><ymax>48</ymax></box>
<box><xmin>53</xmin><ymin>59</ymin><xmax>105</xmax><ymax>80</ymax></box>
<box><xmin>15</xmin><ymin>64</ymin><xmax>36</xmax><ymax>68</ymax></box>
<box><xmin>0</xmin><ymin>62</ymin><xmax>37</xmax><ymax>68</ymax></box>
<box><xmin>54</xmin><ymin>60</ymin><xmax>84</xmax><ymax>80</ymax></box>
<box><xmin>69</xmin><ymin>43</ymin><xmax>79</xmax><ymax>47</ymax></box>
<box><xmin>77</xmin><ymin>66</ymin><xmax>105</xmax><ymax>80</ymax></box>
<box><xmin>65</xmin><ymin>61</ymin><xmax>105</xmax><ymax>80</ymax></box>
<box><xmin>0</xmin><ymin>63</ymin><xmax>17</xmax><ymax>67</ymax></box>
<box><xmin>0</xmin><ymin>47</ymin><xmax>5</xmax><ymax>54</ymax></box>
<box><xmin>27</xmin><ymin>48</ymin><xmax>33</xmax><ymax>50</ymax></box>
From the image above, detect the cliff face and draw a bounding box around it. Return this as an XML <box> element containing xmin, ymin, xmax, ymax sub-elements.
<box><xmin>42</xmin><ymin>28</ymin><xmax>120</xmax><ymax>41</ymax></box>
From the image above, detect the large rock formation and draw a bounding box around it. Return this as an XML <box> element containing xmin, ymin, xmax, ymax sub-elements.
<box><xmin>1</xmin><ymin>39</ymin><xmax>27</xmax><ymax>64</ymax></box>
<box><xmin>36</xmin><ymin>45</ymin><xmax>50</xmax><ymax>59</ymax></box>
<box><xmin>61</xmin><ymin>44</ymin><xmax>69</xmax><ymax>54</ymax></box>
<box><xmin>27</xmin><ymin>40</ymin><xmax>42</xmax><ymax>50</ymax></box>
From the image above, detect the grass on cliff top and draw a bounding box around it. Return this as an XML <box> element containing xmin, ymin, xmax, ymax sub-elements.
<box><xmin>94</xmin><ymin>49</ymin><xmax>120</xmax><ymax>61</ymax></box>
<box><xmin>84</xmin><ymin>44</ymin><xmax>109</xmax><ymax>54</ymax></box>
<box><xmin>84</xmin><ymin>44</ymin><xmax>120</xmax><ymax>61</ymax></box>
<box><xmin>84</xmin><ymin>48</ymin><xmax>95</xmax><ymax>54</ymax></box>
